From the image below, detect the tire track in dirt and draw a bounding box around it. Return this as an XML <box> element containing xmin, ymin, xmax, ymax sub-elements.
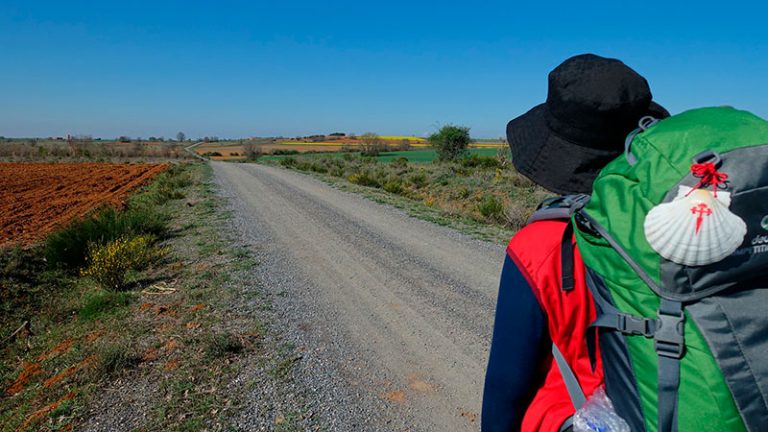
<box><xmin>214</xmin><ymin>162</ymin><xmax>504</xmax><ymax>431</ymax></box>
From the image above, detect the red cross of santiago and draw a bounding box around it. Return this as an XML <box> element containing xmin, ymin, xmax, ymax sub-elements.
<box><xmin>691</xmin><ymin>202</ymin><xmax>713</xmax><ymax>234</ymax></box>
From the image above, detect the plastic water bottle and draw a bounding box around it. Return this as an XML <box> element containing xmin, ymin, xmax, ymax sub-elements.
<box><xmin>573</xmin><ymin>386</ymin><xmax>630</xmax><ymax>432</ymax></box>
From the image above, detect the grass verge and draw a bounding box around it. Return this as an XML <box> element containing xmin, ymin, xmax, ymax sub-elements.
<box><xmin>1</xmin><ymin>162</ymin><xmax>311</xmax><ymax>431</ymax></box>
<box><xmin>262</xmin><ymin>152</ymin><xmax>550</xmax><ymax>243</ymax></box>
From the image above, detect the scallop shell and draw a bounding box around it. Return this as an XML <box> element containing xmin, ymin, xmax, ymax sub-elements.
<box><xmin>644</xmin><ymin>186</ymin><xmax>747</xmax><ymax>266</ymax></box>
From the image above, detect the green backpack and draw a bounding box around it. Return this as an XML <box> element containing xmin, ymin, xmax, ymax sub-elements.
<box><xmin>570</xmin><ymin>107</ymin><xmax>768</xmax><ymax>432</ymax></box>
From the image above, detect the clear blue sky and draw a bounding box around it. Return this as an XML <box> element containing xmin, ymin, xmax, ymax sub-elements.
<box><xmin>1</xmin><ymin>1</ymin><xmax>766</xmax><ymax>139</ymax></box>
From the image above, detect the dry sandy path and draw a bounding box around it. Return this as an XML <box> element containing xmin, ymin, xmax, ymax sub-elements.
<box><xmin>213</xmin><ymin>162</ymin><xmax>505</xmax><ymax>431</ymax></box>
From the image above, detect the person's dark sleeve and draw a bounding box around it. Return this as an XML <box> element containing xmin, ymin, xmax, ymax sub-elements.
<box><xmin>481</xmin><ymin>254</ymin><xmax>549</xmax><ymax>432</ymax></box>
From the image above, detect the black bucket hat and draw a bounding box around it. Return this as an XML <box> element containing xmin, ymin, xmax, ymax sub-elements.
<box><xmin>506</xmin><ymin>53</ymin><xmax>669</xmax><ymax>195</ymax></box>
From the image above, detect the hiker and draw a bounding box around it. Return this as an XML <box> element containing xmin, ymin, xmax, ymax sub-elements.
<box><xmin>481</xmin><ymin>54</ymin><xmax>669</xmax><ymax>432</ymax></box>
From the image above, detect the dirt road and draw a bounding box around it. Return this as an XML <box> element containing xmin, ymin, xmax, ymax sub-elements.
<box><xmin>213</xmin><ymin>162</ymin><xmax>505</xmax><ymax>431</ymax></box>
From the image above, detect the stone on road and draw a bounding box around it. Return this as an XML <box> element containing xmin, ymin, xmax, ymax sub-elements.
<box><xmin>213</xmin><ymin>162</ymin><xmax>504</xmax><ymax>431</ymax></box>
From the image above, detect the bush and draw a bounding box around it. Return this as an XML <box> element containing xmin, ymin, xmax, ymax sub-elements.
<box><xmin>477</xmin><ymin>194</ymin><xmax>505</xmax><ymax>221</ymax></box>
<box><xmin>309</xmin><ymin>161</ymin><xmax>329</xmax><ymax>173</ymax></box>
<box><xmin>80</xmin><ymin>235</ymin><xmax>166</xmax><ymax>291</ymax></box>
<box><xmin>429</xmin><ymin>125</ymin><xmax>471</xmax><ymax>162</ymax></box>
<box><xmin>461</xmin><ymin>154</ymin><xmax>501</xmax><ymax>169</ymax></box>
<box><xmin>347</xmin><ymin>171</ymin><xmax>381</xmax><ymax>188</ymax></box>
<box><xmin>408</xmin><ymin>172</ymin><xmax>429</xmax><ymax>188</ymax></box>
<box><xmin>383</xmin><ymin>180</ymin><xmax>404</xmax><ymax>194</ymax></box>
<box><xmin>295</xmin><ymin>161</ymin><xmax>312</xmax><ymax>171</ymax></box>
<box><xmin>143</xmin><ymin>167</ymin><xmax>193</xmax><ymax>204</ymax></box>
<box><xmin>279</xmin><ymin>157</ymin><xmax>297</xmax><ymax>167</ymax></box>
<box><xmin>45</xmin><ymin>206</ymin><xmax>168</xmax><ymax>270</ymax></box>
<box><xmin>496</xmin><ymin>147</ymin><xmax>512</xmax><ymax>168</ymax></box>
<box><xmin>505</xmin><ymin>201</ymin><xmax>530</xmax><ymax>230</ymax></box>
<box><xmin>272</xmin><ymin>149</ymin><xmax>300</xmax><ymax>156</ymax></box>
<box><xmin>94</xmin><ymin>343</ymin><xmax>142</xmax><ymax>376</ymax></box>
<box><xmin>390</xmin><ymin>157</ymin><xmax>409</xmax><ymax>168</ymax></box>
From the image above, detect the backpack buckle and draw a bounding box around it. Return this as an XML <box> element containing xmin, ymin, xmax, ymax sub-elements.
<box><xmin>654</xmin><ymin>308</ymin><xmax>686</xmax><ymax>359</ymax></box>
<box><xmin>617</xmin><ymin>314</ymin><xmax>655</xmax><ymax>337</ymax></box>
<box><xmin>563</xmin><ymin>194</ymin><xmax>591</xmax><ymax>214</ymax></box>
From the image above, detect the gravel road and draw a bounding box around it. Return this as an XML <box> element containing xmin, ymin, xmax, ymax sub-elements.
<box><xmin>213</xmin><ymin>162</ymin><xmax>505</xmax><ymax>431</ymax></box>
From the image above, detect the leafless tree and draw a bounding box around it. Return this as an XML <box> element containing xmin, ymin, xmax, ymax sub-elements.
<box><xmin>243</xmin><ymin>140</ymin><xmax>261</xmax><ymax>161</ymax></box>
<box><xmin>360</xmin><ymin>132</ymin><xmax>386</xmax><ymax>156</ymax></box>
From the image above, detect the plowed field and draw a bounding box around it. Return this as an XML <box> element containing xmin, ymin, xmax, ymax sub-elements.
<box><xmin>0</xmin><ymin>163</ymin><xmax>168</xmax><ymax>247</ymax></box>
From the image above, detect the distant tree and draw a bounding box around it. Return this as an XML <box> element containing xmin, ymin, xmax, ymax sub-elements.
<box><xmin>176</xmin><ymin>131</ymin><xmax>186</xmax><ymax>142</ymax></box>
<box><xmin>118</xmin><ymin>136</ymin><xmax>131</xmax><ymax>143</ymax></box>
<box><xmin>243</xmin><ymin>140</ymin><xmax>261</xmax><ymax>161</ymax></box>
<box><xmin>429</xmin><ymin>125</ymin><xmax>471</xmax><ymax>161</ymax></box>
<box><xmin>360</xmin><ymin>132</ymin><xmax>386</xmax><ymax>156</ymax></box>
<box><xmin>398</xmin><ymin>139</ymin><xmax>411</xmax><ymax>151</ymax></box>
<box><xmin>329</xmin><ymin>132</ymin><xmax>346</xmax><ymax>137</ymax></box>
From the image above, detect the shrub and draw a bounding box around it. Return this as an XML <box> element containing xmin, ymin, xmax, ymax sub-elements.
<box><xmin>429</xmin><ymin>125</ymin><xmax>471</xmax><ymax>162</ymax></box>
<box><xmin>477</xmin><ymin>194</ymin><xmax>505</xmax><ymax>222</ymax></box>
<box><xmin>347</xmin><ymin>171</ymin><xmax>381</xmax><ymax>188</ymax></box>
<box><xmin>295</xmin><ymin>161</ymin><xmax>312</xmax><ymax>171</ymax></box>
<box><xmin>93</xmin><ymin>343</ymin><xmax>142</xmax><ymax>377</ymax></box>
<box><xmin>45</xmin><ymin>206</ymin><xmax>168</xmax><ymax>270</ymax></box>
<box><xmin>505</xmin><ymin>201</ymin><xmax>530</xmax><ymax>230</ymax></box>
<box><xmin>272</xmin><ymin>149</ymin><xmax>299</xmax><ymax>156</ymax></box>
<box><xmin>279</xmin><ymin>156</ymin><xmax>297</xmax><ymax>167</ymax></box>
<box><xmin>390</xmin><ymin>157</ymin><xmax>409</xmax><ymax>168</ymax></box>
<box><xmin>408</xmin><ymin>172</ymin><xmax>429</xmax><ymax>188</ymax></box>
<box><xmin>383</xmin><ymin>180</ymin><xmax>404</xmax><ymax>194</ymax></box>
<box><xmin>80</xmin><ymin>235</ymin><xmax>166</xmax><ymax>291</ymax></box>
<box><xmin>461</xmin><ymin>154</ymin><xmax>501</xmax><ymax>169</ymax></box>
<box><xmin>496</xmin><ymin>147</ymin><xmax>512</xmax><ymax>168</ymax></box>
<box><xmin>144</xmin><ymin>168</ymin><xmax>193</xmax><ymax>204</ymax></box>
<box><xmin>309</xmin><ymin>161</ymin><xmax>328</xmax><ymax>173</ymax></box>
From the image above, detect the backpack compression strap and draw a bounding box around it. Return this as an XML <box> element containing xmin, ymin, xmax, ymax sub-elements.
<box><xmin>552</xmin><ymin>343</ymin><xmax>587</xmax><ymax>410</ymax></box>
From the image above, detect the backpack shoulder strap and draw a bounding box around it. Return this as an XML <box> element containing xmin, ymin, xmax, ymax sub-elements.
<box><xmin>527</xmin><ymin>194</ymin><xmax>590</xmax><ymax>291</ymax></box>
<box><xmin>527</xmin><ymin>194</ymin><xmax>591</xmax><ymax>224</ymax></box>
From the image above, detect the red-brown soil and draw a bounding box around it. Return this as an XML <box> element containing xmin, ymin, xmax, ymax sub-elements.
<box><xmin>5</xmin><ymin>361</ymin><xmax>43</xmax><ymax>396</ymax></box>
<box><xmin>0</xmin><ymin>162</ymin><xmax>168</xmax><ymax>247</ymax></box>
<box><xmin>16</xmin><ymin>392</ymin><xmax>75</xmax><ymax>432</ymax></box>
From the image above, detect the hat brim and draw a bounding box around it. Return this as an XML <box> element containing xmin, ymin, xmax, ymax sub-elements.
<box><xmin>506</xmin><ymin>102</ymin><xmax>670</xmax><ymax>195</ymax></box>
<box><xmin>507</xmin><ymin>104</ymin><xmax>624</xmax><ymax>195</ymax></box>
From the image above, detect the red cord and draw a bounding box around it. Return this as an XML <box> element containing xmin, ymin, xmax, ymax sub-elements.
<box><xmin>687</xmin><ymin>162</ymin><xmax>729</xmax><ymax>197</ymax></box>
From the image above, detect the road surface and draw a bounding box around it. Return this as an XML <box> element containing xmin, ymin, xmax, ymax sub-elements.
<box><xmin>213</xmin><ymin>162</ymin><xmax>505</xmax><ymax>431</ymax></box>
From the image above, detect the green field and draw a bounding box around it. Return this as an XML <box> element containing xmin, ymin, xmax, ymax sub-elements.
<box><xmin>260</xmin><ymin>148</ymin><xmax>500</xmax><ymax>164</ymax></box>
